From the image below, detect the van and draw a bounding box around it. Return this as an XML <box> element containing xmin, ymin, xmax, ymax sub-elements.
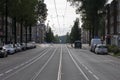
<box><xmin>74</xmin><ymin>40</ymin><xmax>82</xmax><ymax>48</ymax></box>
<box><xmin>90</xmin><ymin>38</ymin><xmax>101</xmax><ymax>52</ymax></box>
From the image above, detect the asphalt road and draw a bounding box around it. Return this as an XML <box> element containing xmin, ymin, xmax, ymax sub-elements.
<box><xmin>0</xmin><ymin>44</ymin><xmax>120</xmax><ymax>80</ymax></box>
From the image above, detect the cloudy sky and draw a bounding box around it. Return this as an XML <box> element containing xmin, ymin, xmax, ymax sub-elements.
<box><xmin>44</xmin><ymin>0</ymin><xmax>113</xmax><ymax>36</ymax></box>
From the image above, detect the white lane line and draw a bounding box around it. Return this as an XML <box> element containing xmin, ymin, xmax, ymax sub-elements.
<box><xmin>57</xmin><ymin>45</ymin><xmax>62</xmax><ymax>80</ymax></box>
<box><xmin>25</xmin><ymin>61</ymin><xmax>29</xmax><ymax>64</ymax></box>
<box><xmin>5</xmin><ymin>69</ymin><xmax>13</xmax><ymax>74</ymax></box>
<box><xmin>88</xmin><ymin>70</ymin><xmax>93</xmax><ymax>74</ymax></box>
<box><xmin>2</xmin><ymin>48</ymin><xmax>51</xmax><ymax>80</ymax></box>
<box><xmin>13</xmin><ymin>66</ymin><xmax>20</xmax><ymax>70</ymax></box>
<box><xmin>31</xmin><ymin>48</ymin><xmax>57</xmax><ymax>80</ymax></box>
<box><xmin>84</xmin><ymin>66</ymin><xmax>88</xmax><ymax>70</ymax></box>
<box><xmin>0</xmin><ymin>73</ymin><xmax>4</xmax><ymax>77</ymax></box>
<box><xmin>93</xmin><ymin>74</ymin><xmax>99</xmax><ymax>80</ymax></box>
<box><xmin>66</xmin><ymin>46</ymin><xmax>89</xmax><ymax>80</ymax></box>
<box><xmin>66</xmin><ymin>45</ymin><xmax>100</xmax><ymax>80</ymax></box>
<box><xmin>19</xmin><ymin>63</ymin><xmax>25</xmax><ymax>67</ymax></box>
<box><xmin>13</xmin><ymin>48</ymin><xmax>48</xmax><ymax>70</ymax></box>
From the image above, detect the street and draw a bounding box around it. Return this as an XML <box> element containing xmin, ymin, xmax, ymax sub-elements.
<box><xmin>0</xmin><ymin>44</ymin><xmax>120</xmax><ymax>80</ymax></box>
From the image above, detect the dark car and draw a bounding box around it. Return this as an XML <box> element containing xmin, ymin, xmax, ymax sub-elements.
<box><xmin>0</xmin><ymin>47</ymin><xmax>8</xmax><ymax>58</ymax></box>
<box><xmin>74</xmin><ymin>41</ymin><xmax>82</xmax><ymax>48</ymax></box>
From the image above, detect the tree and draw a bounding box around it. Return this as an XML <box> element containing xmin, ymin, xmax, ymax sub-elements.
<box><xmin>66</xmin><ymin>32</ymin><xmax>70</xmax><ymax>43</ymax></box>
<box><xmin>54</xmin><ymin>35</ymin><xmax>60</xmax><ymax>43</ymax></box>
<box><xmin>68</xmin><ymin>0</ymin><xmax>108</xmax><ymax>38</ymax></box>
<box><xmin>7</xmin><ymin>0</ymin><xmax>37</xmax><ymax>44</ymax></box>
<box><xmin>45</xmin><ymin>27</ymin><xmax>54</xmax><ymax>43</ymax></box>
<box><xmin>0</xmin><ymin>0</ymin><xmax>5</xmax><ymax>44</ymax></box>
<box><xmin>0</xmin><ymin>0</ymin><xmax>48</xmax><ymax>44</ymax></box>
<box><xmin>70</xmin><ymin>18</ymin><xmax>81</xmax><ymax>43</ymax></box>
<box><xmin>36</xmin><ymin>0</ymin><xmax>48</xmax><ymax>23</ymax></box>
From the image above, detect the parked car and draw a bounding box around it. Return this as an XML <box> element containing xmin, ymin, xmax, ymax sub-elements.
<box><xmin>15</xmin><ymin>43</ymin><xmax>22</xmax><ymax>52</ymax></box>
<box><xmin>95</xmin><ymin>44</ymin><xmax>108</xmax><ymax>54</ymax></box>
<box><xmin>3</xmin><ymin>44</ymin><xmax>16</xmax><ymax>54</ymax></box>
<box><xmin>21</xmin><ymin>43</ymin><xmax>26</xmax><ymax>50</ymax></box>
<box><xmin>0</xmin><ymin>47</ymin><xmax>8</xmax><ymax>58</ymax></box>
<box><xmin>27</xmin><ymin>42</ymin><xmax>36</xmax><ymax>49</ymax></box>
<box><xmin>90</xmin><ymin>38</ymin><xmax>102</xmax><ymax>52</ymax></box>
<box><xmin>31</xmin><ymin>42</ymin><xmax>36</xmax><ymax>48</ymax></box>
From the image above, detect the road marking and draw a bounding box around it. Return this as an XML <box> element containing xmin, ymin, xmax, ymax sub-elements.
<box><xmin>93</xmin><ymin>74</ymin><xmax>99</xmax><ymax>80</ymax></box>
<box><xmin>66</xmin><ymin>46</ymin><xmax>89</xmax><ymax>80</ymax></box>
<box><xmin>13</xmin><ymin>66</ymin><xmax>20</xmax><ymax>70</ymax></box>
<box><xmin>5</xmin><ymin>69</ymin><xmax>13</xmax><ymax>74</ymax></box>
<box><xmin>0</xmin><ymin>73</ymin><xmax>4</xmax><ymax>77</ymax></box>
<box><xmin>25</xmin><ymin>61</ymin><xmax>29</xmax><ymax>64</ymax></box>
<box><xmin>57</xmin><ymin>45</ymin><xmax>62</xmax><ymax>80</ymax></box>
<box><xmin>19</xmin><ymin>63</ymin><xmax>25</xmax><ymax>67</ymax></box>
<box><xmin>2</xmin><ymin>48</ymin><xmax>51</xmax><ymax>80</ymax></box>
<box><xmin>31</xmin><ymin>48</ymin><xmax>57</xmax><ymax>80</ymax></box>
<box><xmin>88</xmin><ymin>70</ymin><xmax>93</xmax><ymax>74</ymax></box>
<box><xmin>84</xmin><ymin>66</ymin><xmax>88</xmax><ymax>70</ymax></box>
<box><xmin>66</xmin><ymin>45</ymin><xmax>100</xmax><ymax>80</ymax></box>
<box><xmin>103</xmin><ymin>60</ymin><xmax>113</xmax><ymax>62</ymax></box>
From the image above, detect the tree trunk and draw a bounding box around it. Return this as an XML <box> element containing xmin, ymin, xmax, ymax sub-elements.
<box><xmin>5</xmin><ymin>0</ymin><xmax>8</xmax><ymax>44</ymax></box>
<box><xmin>29</xmin><ymin>25</ymin><xmax>32</xmax><ymax>41</ymax></box>
<box><xmin>25</xmin><ymin>26</ymin><xmax>27</xmax><ymax>46</ymax></box>
<box><xmin>94</xmin><ymin>14</ymin><xmax>99</xmax><ymax>37</ymax></box>
<box><xmin>1</xmin><ymin>14</ymin><xmax>4</xmax><ymax>44</ymax></box>
<box><xmin>89</xmin><ymin>27</ymin><xmax>92</xmax><ymax>45</ymax></box>
<box><xmin>13</xmin><ymin>17</ymin><xmax>17</xmax><ymax>44</ymax></box>
<box><xmin>20</xmin><ymin>20</ymin><xmax>23</xmax><ymax>44</ymax></box>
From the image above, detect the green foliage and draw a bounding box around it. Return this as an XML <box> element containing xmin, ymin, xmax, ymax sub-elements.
<box><xmin>66</xmin><ymin>32</ymin><xmax>70</xmax><ymax>43</ymax></box>
<box><xmin>45</xmin><ymin>27</ymin><xmax>54</xmax><ymax>43</ymax></box>
<box><xmin>0</xmin><ymin>0</ymin><xmax>5</xmax><ymax>15</ymax></box>
<box><xmin>68</xmin><ymin>0</ymin><xmax>108</xmax><ymax>37</ymax></box>
<box><xmin>108</xmin><ymin>45</ymin><xmax>120</xmax><ymax>54</ymax></box>
<box><xmin>70</xmin><ymin>18</ymin><xmax>81</xmax><ymax>43</ymax></box>
<box><xmin>36</xmin><ymin>1</ymin><xmax>48</xmax><ymax>23</ymax></box>
<box><xmin>0</xmin><ymin>0</ymin><xmax>47</xmax><ymax>26</ymax></box>
<box><xmin>54</xmin><ymin>35</ymin><xmax>60</xmax><ymax>43</ymax></box>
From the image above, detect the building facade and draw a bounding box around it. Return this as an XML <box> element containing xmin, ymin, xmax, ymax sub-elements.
<box><xmin>32</xmin><ymin>23</ymin><xmax>46</xmax><ymax>43</ymax></box>
<box><xmin>105</xmin><ymin>0</ymin><xmax>120</xmax><ymax>47</ymax></box>
<box><xmin>0</xmin><ymin>16</ymin><xmax>35</xmax><ymax>45</ymax></box>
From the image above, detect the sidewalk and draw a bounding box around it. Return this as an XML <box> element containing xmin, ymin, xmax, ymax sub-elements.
<box><xmin>66</xmin><ymin>43</ymin><xmax>90</xmax><ymax>50</ymax></box>
<box><xmin>82</xmin><ymin>44</ymin><xmax>90</xmax><ymax>50</ymax></box>
<box><xmin>36</xmin><ymin>43</ymin><xmax>51</xmax><ymax>47</ymax></box>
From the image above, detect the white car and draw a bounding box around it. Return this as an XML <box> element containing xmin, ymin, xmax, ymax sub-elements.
<box><xmin>3</xmin><ymin>44</ymin><xmax>16</xmax><ymax>54</ymax></box>
<box><xmin>95</xmin><ymin>44</ymin><xmax>108</xmax><ymax>54</ymax></box>
<box><xmin>90</xmin><ymin>38</ymin><xmax>102</xmax><ymax>52</ymax></box>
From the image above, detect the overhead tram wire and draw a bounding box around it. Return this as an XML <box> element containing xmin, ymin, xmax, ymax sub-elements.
<box><xmin>53</xmin><ymin>0</ymin><xmax>61</xmax><ymax>35</ymax></box>
<box><xmin>62</xmin><ymin>0</ymin><xmax>68</xmax><ymax>35</ymax></box>
<box><xmin>64</xmin><ymin>0</ymin><xmax>67</xmax><ymax>19</ymax></box>
<box><xmin>50</xmin><ymin>15</ymin><xmax>56</xmax><ymax>29</ymax></box>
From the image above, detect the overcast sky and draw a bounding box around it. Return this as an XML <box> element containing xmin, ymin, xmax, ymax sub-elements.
<box><xmin>44</xmin><ymin>0</ymin><xmax>113</xmax><ymax>36</ymax></box>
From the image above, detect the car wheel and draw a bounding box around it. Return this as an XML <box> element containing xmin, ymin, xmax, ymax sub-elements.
<box><xmin>5</xmin><ymin>54</ymin><xmax>8</xmax><ymax>57</ymax></box>
<box><xmin>95</xmin><ymin>52</ymin><xmax>99</xmax><ymax>54</ymax></box>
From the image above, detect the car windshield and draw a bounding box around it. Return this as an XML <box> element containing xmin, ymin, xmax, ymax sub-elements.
<box><xmin>4</xmin><ymin>45</ymin><xmax>12</xmax><ymax>48</ymax></box>
<box><xmin>98</xmin><ymin>46</ymin><xmax>107</xmax><ymax>48</ymax></box>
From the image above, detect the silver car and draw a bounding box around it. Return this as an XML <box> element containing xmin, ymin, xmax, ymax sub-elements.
<box><xmin>15</xmin><ymin>43</ymin><xmax>22</xmax><ymax>52</ymax></box>
<box><xmin>3</xmin><ymin>44</ymin><xmax>16</xmax><ymax>54</ymax></box>
<box><xmin>95</xmin><ymin>44</ymin><xmax>108</xmax><ymax>54</ymax></box>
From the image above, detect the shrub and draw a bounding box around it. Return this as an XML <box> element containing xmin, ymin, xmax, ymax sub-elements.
<box><xmin>108</xmin><ymin>45</ymin><xmax>120</xmax><ymax>54</ymax></box>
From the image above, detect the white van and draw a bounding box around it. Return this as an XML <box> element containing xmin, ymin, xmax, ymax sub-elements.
<box><xmin>90</xmin><ymin>38</ymin><xmax>101</xmax><ymax>52</ymax></box>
